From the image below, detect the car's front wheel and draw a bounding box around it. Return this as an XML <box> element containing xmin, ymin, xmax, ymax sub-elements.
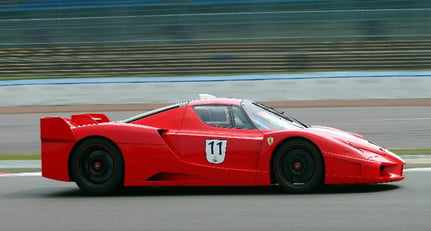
<box><xmin>272</xmin><ymin>139</ymin><xmax>324</xmax><ymax>193</ymax></box>
<box><xmin>70</xmin><ymin>138</ymin><xmax>124</xmax><ymax>196</ymax></box>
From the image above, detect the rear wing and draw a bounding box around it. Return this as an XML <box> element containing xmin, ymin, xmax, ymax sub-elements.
<box><xmin>71</xmin><ymin>114</ymin><xmax>110</xmax><ymax>125</ymax></box>
<box><xmin>40</xmin><ymin>114</ymin><xmax>110</xmax><ymax>141</ymax></box>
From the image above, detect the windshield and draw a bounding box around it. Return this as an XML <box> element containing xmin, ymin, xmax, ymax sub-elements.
<box><xmin>242</xmin><ymin>101</ymin><xmax>307</xmax><ymax>130</ymax></box>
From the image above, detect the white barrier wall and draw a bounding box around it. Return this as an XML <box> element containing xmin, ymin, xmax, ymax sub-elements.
<box><xmin>1</xmin><ymin>72</ymin><xmax>431</xmax><ymax>106</ymax></box>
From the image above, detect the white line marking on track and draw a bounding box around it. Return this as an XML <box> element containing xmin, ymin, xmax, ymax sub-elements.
<box><xmin>404</xmin><ymin>168</ymin><xmax>431</xmax><ymax>172</ymax></box>
<box><xmin>364</xmin><ymin>118</ymin><xmax>431</xmax><ymax>122</ymax></box>
<box><xmin>0</xmin><ymin>172</ymin><xmax>41</xmax><ymax>177</ymax></box>
<box><xmin>405</xmin><ymin>168</ymin><xmax>431</xmax><ymax>172</ymax></box>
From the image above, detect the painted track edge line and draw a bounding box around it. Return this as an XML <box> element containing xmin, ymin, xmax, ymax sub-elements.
<box><xmin>404</xmin><ymin>168</ymin><xmax>431</xmax><ymax>172</ymax></box>
<box><xmin>0</xmin><ymin>172</ymin><xmax>41</xmax><ymax>177</ymax></box>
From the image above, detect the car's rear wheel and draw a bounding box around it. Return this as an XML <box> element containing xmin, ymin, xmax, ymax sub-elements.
<box><xmin>70</xmin><ymin>138</ymin><xmax>124</xmax><ymax>196</ymax></box>
<box><xmin>272</xmin><ymin>139</ymin><xmax>324</xmax><ymax>193</ymax></box>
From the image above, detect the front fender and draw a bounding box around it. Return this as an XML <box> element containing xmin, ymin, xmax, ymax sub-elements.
<box><xmin>255</xmin><ymin>129</ymin><xmax>362</xmax><ymax>185</ymax></box>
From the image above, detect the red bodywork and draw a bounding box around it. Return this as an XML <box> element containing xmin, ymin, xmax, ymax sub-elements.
<box><xmin>41</xmin><ymin>98</ymin><xmax>405</xmax><ymax>187</ymax></box>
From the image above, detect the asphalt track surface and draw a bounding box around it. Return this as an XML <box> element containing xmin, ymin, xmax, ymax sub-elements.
<box><xmin>0</xmin><ymin>170</ymin><xmax>429</xmax><ymax>231</ymax></box>
<box><xmin>1</xmin><ymin>106</ymin><xmax>430</xmax><ymax>154</ymax></box>
<box><xmin>1</xmin><ymin>106</ymin><xmax>430</xmax><ymax>231</ymax></box>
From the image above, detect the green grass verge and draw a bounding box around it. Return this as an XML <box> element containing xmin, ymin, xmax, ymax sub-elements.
<box><xmin>390</xmin><ymin>148</ymin><xmax>431</xmax><ymax>155</ymax></box>
<box><xmin>0</xmin><ymin>154</ymin><xmax>40</xmax><ymax>160</ymax></box>
<box><xmin>0</xmin><ymin>148</ymin><xmax>430</xmax><ymax>160</ymax></box>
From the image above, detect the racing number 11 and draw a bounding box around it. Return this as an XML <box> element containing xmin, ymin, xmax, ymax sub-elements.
<box><xmin>205</xmin><ymin>139</ymin><xmax>227</xmax><ymax>164</ymax></box>
<box><xmin>207</xmin><ymin>141</ymin><xmax>223</xmax><ymax>155</ymax></box>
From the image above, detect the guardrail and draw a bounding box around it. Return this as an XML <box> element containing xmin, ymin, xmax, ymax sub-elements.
<box><xmin>1</xmin><ymin>40</ymin><xmax>431</xmax><ymax>78</ymax></box>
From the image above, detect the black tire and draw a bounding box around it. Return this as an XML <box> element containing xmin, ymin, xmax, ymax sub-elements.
<box><xmin>272</xmin><ymin>139</ymin><xmax>324</xmax><ymax>193</ymax></box>
<box><xmin>70</xmin><ymin>138</ymin><xmax>124</xmax><ymax>196</ymax></box>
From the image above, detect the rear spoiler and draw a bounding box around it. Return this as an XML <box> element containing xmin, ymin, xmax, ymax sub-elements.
<box><xmin>40</xmin><ymin>114</ymin><xmax>110</xmax><ymax>141</ymax></box>
<box><xmin>70</xmin><ymin>114</ymin><xmax>110</xmax><ymax>125</ymax></box>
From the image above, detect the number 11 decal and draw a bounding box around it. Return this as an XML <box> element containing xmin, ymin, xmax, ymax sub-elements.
<box><xmin>206</xmin><ymin>139</ymin><xmax>227</xmax><ymax>164</ymax></box>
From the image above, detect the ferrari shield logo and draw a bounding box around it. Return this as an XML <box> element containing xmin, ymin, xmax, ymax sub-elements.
<box><xmin>267</xmin><ymin>137</ymin><xmax>274</xmax><ymax>145</ymax></box>
<box><xmin>206</xmin><ymin>139</ymin><xmax>227</xmax><ymax>164</ymax></box>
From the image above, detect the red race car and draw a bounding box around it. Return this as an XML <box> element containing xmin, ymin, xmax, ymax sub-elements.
<box><xmin>41</xmin><ymin>95</ymin><xmax>405</xmax><ymax>195</ymax></box>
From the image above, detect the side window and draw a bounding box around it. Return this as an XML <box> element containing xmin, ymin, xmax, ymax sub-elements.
<box><xmin>231</xmin><ymin>106</ymin><xmax>254</xmax><ymax>129</ymax></box>
<box><xmin>194</xmin><ymin>105</ymin><xmax>232</xmax><ymax>128</ymax></box>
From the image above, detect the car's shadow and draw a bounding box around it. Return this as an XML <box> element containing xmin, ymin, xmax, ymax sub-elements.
<box><xmin>43</xmin><ymin>184</ymin><xmax>401</xmax><ymax>198</ymax></box>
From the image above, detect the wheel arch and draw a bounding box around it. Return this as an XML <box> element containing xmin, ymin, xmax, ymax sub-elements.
<box><xmin>270</xmin><ymin>136</ymin><xmax>325</xmax><ymax>184</ymax></box>
<box><xmin>68</xmin><ymin>135</ymin><xmax>124</xmax><ymax>182</ymax></box>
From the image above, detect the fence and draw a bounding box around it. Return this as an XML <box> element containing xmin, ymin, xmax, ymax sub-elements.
<box><xmin>0</xmin><ymin>0</ymin><xmax>431</xmax><ymax>78</ymax></box>
<box><xmin>1</xmin><ymin>40</ymin><xmax>431</xmax><ymax>77</ymax></box>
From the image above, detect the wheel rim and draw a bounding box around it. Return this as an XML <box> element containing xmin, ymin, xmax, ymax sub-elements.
<box><xmin>280</xmin><ymin>148</ymin><xmax>316</xmax><ymax>187</ymax></box>
<box><xmin>79</xmin><ymin>148</ymin><xmax>114</xmax><ymax>185</ymax></box>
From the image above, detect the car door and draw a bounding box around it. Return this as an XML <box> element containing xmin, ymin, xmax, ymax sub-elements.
<box><xmin>175</xmin><ymin>104</ymin><xmax>263</xmax><ymax>186</ymax></box>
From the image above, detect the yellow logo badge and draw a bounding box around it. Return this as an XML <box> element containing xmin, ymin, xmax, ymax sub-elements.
<box><xmin>267</xmin><ymin>137</ymin><xmax>274</xmax><ymax>145</ymax></box>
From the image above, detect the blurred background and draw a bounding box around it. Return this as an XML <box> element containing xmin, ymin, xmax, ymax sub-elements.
<box><xmin>1</xmin><ymin>0</ymin><xmax>431</xmax><ymax>78</ymax></box>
